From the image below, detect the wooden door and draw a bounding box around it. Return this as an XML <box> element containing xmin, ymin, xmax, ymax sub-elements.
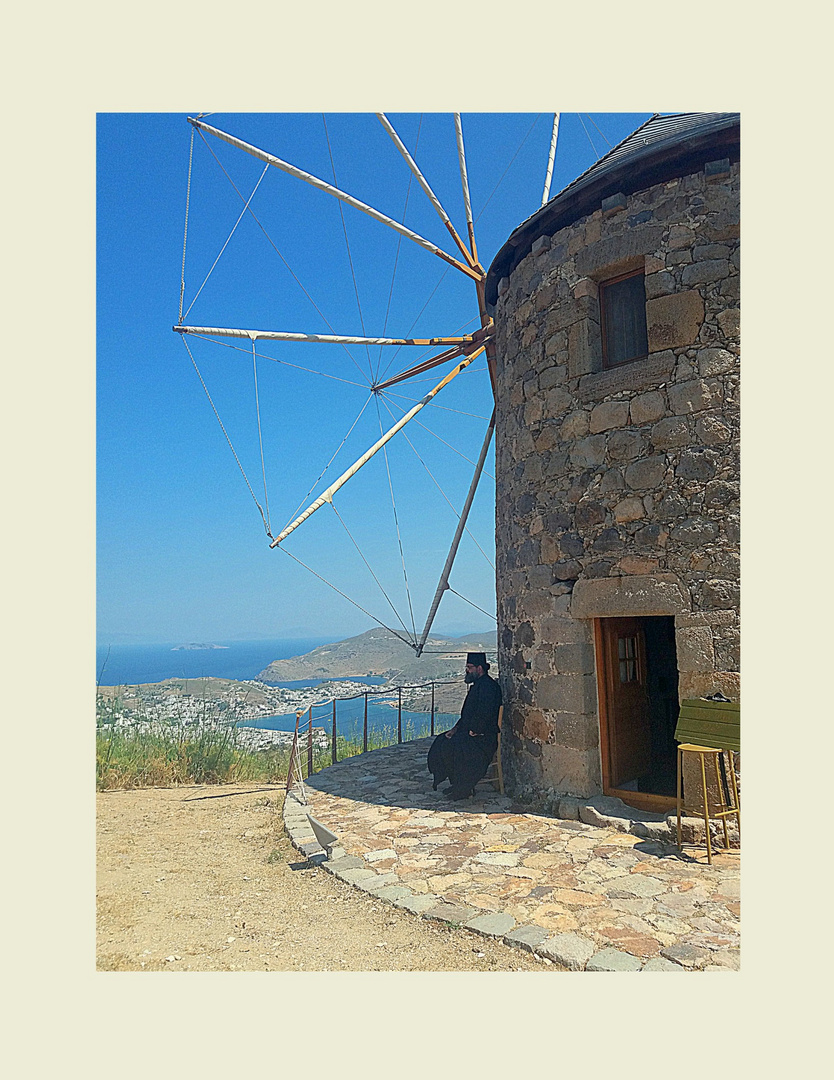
<box><xmin>599</xmin><ymin>617</ymin><xmax>651</xmax><ymax>788</ymax></box>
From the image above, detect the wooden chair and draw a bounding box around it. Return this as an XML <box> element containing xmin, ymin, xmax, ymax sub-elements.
<box><xmin>480</xmin><ymin>705</ymin><xmax>504</xmax><ymax>795</ymax></box>
<box><xmin>674</xmin><ymin>698</ymin><xmax>740</xmax><ymax>864</ymax></box>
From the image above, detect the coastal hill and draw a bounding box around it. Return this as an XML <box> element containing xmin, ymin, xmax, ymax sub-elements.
<box><xmin>257</xmin><ymin>628</ymin><xmax>497</xmax><ymax>686</ymax></box>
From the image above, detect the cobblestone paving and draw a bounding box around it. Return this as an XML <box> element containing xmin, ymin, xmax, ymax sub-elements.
<box><xmin>283</xmin><ymin>738</ymin><xmax>740</xmax><ymax>972</ymax></box>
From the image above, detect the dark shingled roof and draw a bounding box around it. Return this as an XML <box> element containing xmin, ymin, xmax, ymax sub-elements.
<box><xmin>484</xmin><ymin>112</ymin><xmax>740</xmax><ymax>309</ymax></box>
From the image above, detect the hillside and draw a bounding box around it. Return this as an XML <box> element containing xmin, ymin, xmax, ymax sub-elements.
<box><xmin>257</xmin><ymin>628</ymin><xmax>497</xmax><ymax>684</ymax></box>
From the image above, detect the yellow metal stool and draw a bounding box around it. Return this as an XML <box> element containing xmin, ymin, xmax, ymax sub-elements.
<box><xmin>674</xmin><ymin>699</ymin><xmax>740</xmax><ymax>865</ymax></box>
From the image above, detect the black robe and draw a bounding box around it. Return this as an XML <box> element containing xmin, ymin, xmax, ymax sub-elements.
<box><xmin>427</xmin><ymin>673</ymin><xmax>502</xmax><ymax>795</ymax></box>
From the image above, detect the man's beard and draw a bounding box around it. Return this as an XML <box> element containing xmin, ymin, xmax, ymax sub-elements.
<box><xmin>464</xmin><ymin>672</ymin><xmax>475</xmax><ymax>684</ymax></box>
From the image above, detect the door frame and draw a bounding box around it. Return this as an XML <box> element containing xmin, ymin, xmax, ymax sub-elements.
<box><xmin>593</xmin><ymin>617</ymin><xmax>676</xmax><ymax>814</ymax></box>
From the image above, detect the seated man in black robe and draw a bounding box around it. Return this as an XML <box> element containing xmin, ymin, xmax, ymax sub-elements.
<box><xmin>427</xmin><ymin>652</ymin><xmax>502</xmax><ymax>801</ymax></box>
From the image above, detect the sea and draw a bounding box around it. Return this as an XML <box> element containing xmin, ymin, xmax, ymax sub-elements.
<box><xmin>95</xmin><ymin>637</ymin><xmax>458</xmax><ymax>740</ymax></box>
<box><xmin>96</xmin><ymin>637</ymin><xmax>333</xmax><ymax>687</ymax></box>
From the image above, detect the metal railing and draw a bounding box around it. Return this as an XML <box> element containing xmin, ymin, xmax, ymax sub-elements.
<box><xmin>284</xmin><ymin>679</ymin><xmax>460</xmax><ymax>791</ymax></box>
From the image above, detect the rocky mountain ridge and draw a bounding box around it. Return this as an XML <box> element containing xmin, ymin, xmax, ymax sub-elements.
<box><xmin>257</xmin><ymin>627</ymin><xmax>497</xmax><ymax>685</ymax></box>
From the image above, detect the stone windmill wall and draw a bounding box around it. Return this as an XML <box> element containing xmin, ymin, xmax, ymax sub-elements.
<box><xmin>486</xmin><ymin>115</ymin><xmax>740</xmax><ymax>802</ymax></box>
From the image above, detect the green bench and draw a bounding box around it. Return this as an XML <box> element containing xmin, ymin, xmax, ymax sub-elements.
<box><xmin>674</xmin><ymin>698</ymin><xmax>740</xmax><ymax>864</ymax></box>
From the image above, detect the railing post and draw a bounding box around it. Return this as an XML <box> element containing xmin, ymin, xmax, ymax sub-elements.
<box><xmin>431</xmin><ymin>682</ymin><xmax>435</xmax><ymax>736</ymax></box>
<box><xmin>398</xmin><ymin>686</ymin><xmax>402</xmax><ymax>744</ymax></box>
<box><xmin>331</xmin><ymin>699</ymin><xmax>337</xmax><ymax>765</ymax></box>
<box><xmin>363</xmin><ymin>692</ymin><xmax>368</xmax><ymax>753</ymax></box>
<box><xmin>307</xmin><ymin>706</ymin><xmax>313</xmax><ymax>777</ymax></box>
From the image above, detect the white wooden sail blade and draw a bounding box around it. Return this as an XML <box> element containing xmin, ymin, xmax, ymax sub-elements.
<box><xmin>270</xmin><ymin>347</ymin><xmax>485</xmax><ymax>547</ymax></box>
<box><xmin>173</xmin><ymin>325</ymin><xmax>478</xmax><ymax>348</ymax></box>
<box><xmin>542</xmin><ymin>113</ymin><xmax>561</xmax><ymax>206</ymax></box>
<box><xmin>377</xmin><ymin>113</ymin><xmax>480</xmax><ymax>272</ymax></box>
<box><xmin>188</xmin><ymin>117</ymin><xmax>481</xmax><ymax>282</ymax></box>
<box><xmin>454</xmin><ymin>114</ymin><xmax>477</xmax><ymax>262</ymax></box>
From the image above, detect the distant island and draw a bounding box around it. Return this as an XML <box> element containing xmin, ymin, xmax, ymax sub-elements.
<box><xmin>171</xmin><ymin>643</ymin><xmax>229</xmax><ymax>651</ymax></box>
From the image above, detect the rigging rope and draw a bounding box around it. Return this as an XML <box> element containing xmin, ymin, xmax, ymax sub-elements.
<box><xmin>276</xmin><ymin>544</ymin><xmax>418</xmax><ymax>651</ymax></box>
<box><xmin>578</xmin><ymin>113</ymin><xmax>600</xmax><ymax>158</ymax></box>
<box><xmin>192</xmin><ymin>334</ymin><xmax>369</xmax><ymax>389</ymax></box>
<box><xmin>374</xmin><ymin>397</ymin><xmax>418</xmax><ymax>643</ymax></box>
<box><xmin>180</xmin><ymin>336</ymin><xmax>273</xmax><ymax>539</ymax></box>
<box><xmin>178</xmin><ymin>127</ymin><xmax>196</xmax><ymax>324</ymax></box>
<box><xmin>474</xmin><ymin>114</ymin><xmax>542</xmax><ymax>223</ymax></box>
<box><xmin>284</xmin><ymin>393</ymin><xmax>374</xmax><ymax>528</ymax></box>
<box><xmin>251</xmin><ymin>339</ymin><xmax>271</xmax><ymax>534</ymax></box>
<box><xmin>376</xmin><ymin>392</ymin><xmax>495</xmax><ymax>571</ymax></box>
<box><xmin>329</xmin><ymin>501</ymin><xmax>416</xmax><ymax>645</ymax></box>
<box><xmin>183</xmin><ymin>164</ymin><xmax>270</xmax><ymax>322</ymax></box>
<box><xmin>585</xmin><ymin>114</ymin><xmax>613</xmax><ymax>150</ymax></box>
<box><xmin>446</xmin><ymin>586</ymin><xmax>496</xmax><ymax>623</ymax></box>
<box><xmin>322</xmin><ymin>114</ymin><xmax>374</xmax><ymax>380</ymax></box>
<box><xmin>377</xmin><ymin>114</ymin><xmax>422</xmax><ymax>382</ymax></box>
<box><xmin>195</xmin><ymin>128</ymin><xmax>370</xmax><ymax>383</ymax></box>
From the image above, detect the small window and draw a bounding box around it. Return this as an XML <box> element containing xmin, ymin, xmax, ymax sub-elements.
<box><xmin>618</xmin><ymin>635</ymin><xmax>638</xmax><ymax>683</ymax></box>
<box><xmin>599</xmin><ymin>270</ymin><xmax>648</xmax><ymax>368</ymax></box>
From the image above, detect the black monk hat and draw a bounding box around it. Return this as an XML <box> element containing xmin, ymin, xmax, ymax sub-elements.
<box><xmin>466</xmin><ymin>652</ymin><xmax>490</xmax><ymax>670</ymax></box>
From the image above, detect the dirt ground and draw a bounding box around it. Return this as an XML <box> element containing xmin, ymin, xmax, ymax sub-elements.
<box><xmin>96</xmin><ymin>783</ymin><xmax>553</xmax><ymax>972</ymax></box>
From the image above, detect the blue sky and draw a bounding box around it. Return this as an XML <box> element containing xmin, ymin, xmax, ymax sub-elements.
<box><xmin>97</xmin><ymin>112</ymin><xmax>652</xmax><ymax>645</ymax></box>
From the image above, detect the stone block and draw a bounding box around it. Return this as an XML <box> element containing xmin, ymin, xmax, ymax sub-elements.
<box><xmin>645</xmin><ymin>271</ymin><xmax>676</xmax><ymax>298</ymax></box>
<box><xmin>552</xmin><ymin>710</ymin><xmax>599</xmax><ymax>751</ymax></box>
<box><xmin>660</xmin><ymin>943</ymin><xmax>711</xmax><ymax>969</ymax></box>
<box><xmin>574</xmin><ymin>225</ymin><xmax>664</xmax><ymax>277</ymax></box>
<box><xmin>641</xmin><ymin>957</ymin><xmax>685</xmax><ymax>971</ymax></box>
<box><xmin>675</xmin><ymin>626</ymin><xmax>715</xmax><ymax>672</ymax></box>
<box><xmin>539</xmin><ymin>743</ymin><xmax>602</xmax><ymax>797</ymax></box>
<box><xmin>681</xmin><ymin>259</ymin><xmax>729</xmax><ymax>286</ymax></box>
<box><xmin>570</xmin><ymin>574</ymin><xmax>689</xmax><ymax>618</ymax></box>
<box><xmin>539</xmin><ymin>932</ymin><xmax>596</xmax><ymax>970</ymax></box>
<box><xmin>700</xmin><ymin>578</ymin><xmax>740</xmax><ymax>609</ymax></box>
<box><xmin>624</xmin><ymin>455</ymin><xmax>666</xmax><ymax>490</ymax></box>
<box><xmin>614</xmin><ymin>496</ymin><xmax>646</xmax><ymax>523</ymax></box>
<box><xmin>646</xmin><ymin>290</ymin><xmax>704</xmax><ymax>351</ymax></box>
<box><xmin>465</xmin><ymin>912</ymin><xmax>518</xmax><ymax>938</ymax></box>
<box><xmin>676</xmin><ymin>450</ymin><xmax>717</xmax><ymax>480</ymax></box>
<box><xmin>608</xmin><ymin>429</ymin><xmax>647</xmax><ymax>462</ymax></box>
<box><xmin>540</xmin><ymin>616</ymin><xmax>593</xmax><ymax>645</ymax></box>
<box><xmin>568</xmin><ymin>318</ymin><xmax>600</xmax><ymax>379</ymax></box>
<box><xmin>577</xmin><ymin>350</ymin><xmax>675</xmax><ymax>403</ymax></box>
<box><xmin>557</xmin><ymin>796</ymin><xmax>582</xmax><ymax>819</ymax></box>
<box><xmin>677</xmin><ymin>671</ymin><xmax>740</xmax><ymax>701</ymax></box>
<box><xmin>698</xmin><ymin>347</ymin><xmax>737</xmax><ymax>377</ymax></box>
<box><xmin>532</xmin><ymin>235</ymin><xmax>551</xmax><ymax>257</ymax></box>
<box><xmin>617</xmin><ymin>555</ymin><xmax>660</xmax><ymax>574</ymax></box>
<box><xmin>668</xmin><ymin>225</ymin><xmax>694</xmax><ymax>250</ymax></box>
<box><xmin>545</xmin><ymin>385</ymin><xmax>573</xmax><ymax>417</ymax></box>
<box><xmin>573</xmin><ymin>276</ymin><xmax>599</xmax><ymax>299</ymax></box>
<box><xmin>557</xmin><ymin>408</ymin><xmax>587</xmax><ymax>438</ymax></box>
<box><xmin>668</xmin><ymin>378</ymin><xmax>724</xmax><ymax>416</ymax></box>
<box><xmin>629</xmin><ymin>391</ymin><xmax>666</xmax><ymax>426</ymax></box>
<box><xmin>586</xmin><ymin>948</ymin><xmax>644</xmax><ymax>972</ymax></box>
<box><xmin>504</xmin><ymin>925</ymin><xmax>551</xmax><ymax>952</ymax></box>
<box><xmin>522</xmin><ymin>709</ymin><xmax>552</xmax><ymax>743</ymax></box>
<box><xmin>671</xmin><ymin>517</ymin><xmax>720</xmax><ymax>544</ymax></box>
<box><xmin>537</xmin><ymin>674</ymin><xmax>597</xmax><ymax>714</ymax></box>
<box><xmin>552</xmin><ymin>642</ymin><xmax>596</xmax><ymax>674</ymax></box>
<box><xmin>570</xmin><ymin>434</ymin><xmax>607</xmax><ymax>467</ymax></box>
<box><xmin>601</xmin><ymin>192</ymin><xmax>627</xmax><ymax>215</ymax></box>
<box><xmin>393</xmin><ymin>893</ymin><xmax>440</xmax><ymax>914</ymax></box>
<box><xmin>590</xmin><ymin>399</ymin><xmax>630</xmax><ymax>433</ymax></box>
<box><xmin>716</xmin><ymin>308</ymin><xmax>740</xmax><ymax>341</ymax></box>
<box><xmin>651</xmin><ymin>416</ymin><xmax>690</xmax><ymax>449</ymax></box>
<box><xmin>424</xmin><ymin>902</ymin><xmax>480</xmax><ymax>926</ymax></box>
